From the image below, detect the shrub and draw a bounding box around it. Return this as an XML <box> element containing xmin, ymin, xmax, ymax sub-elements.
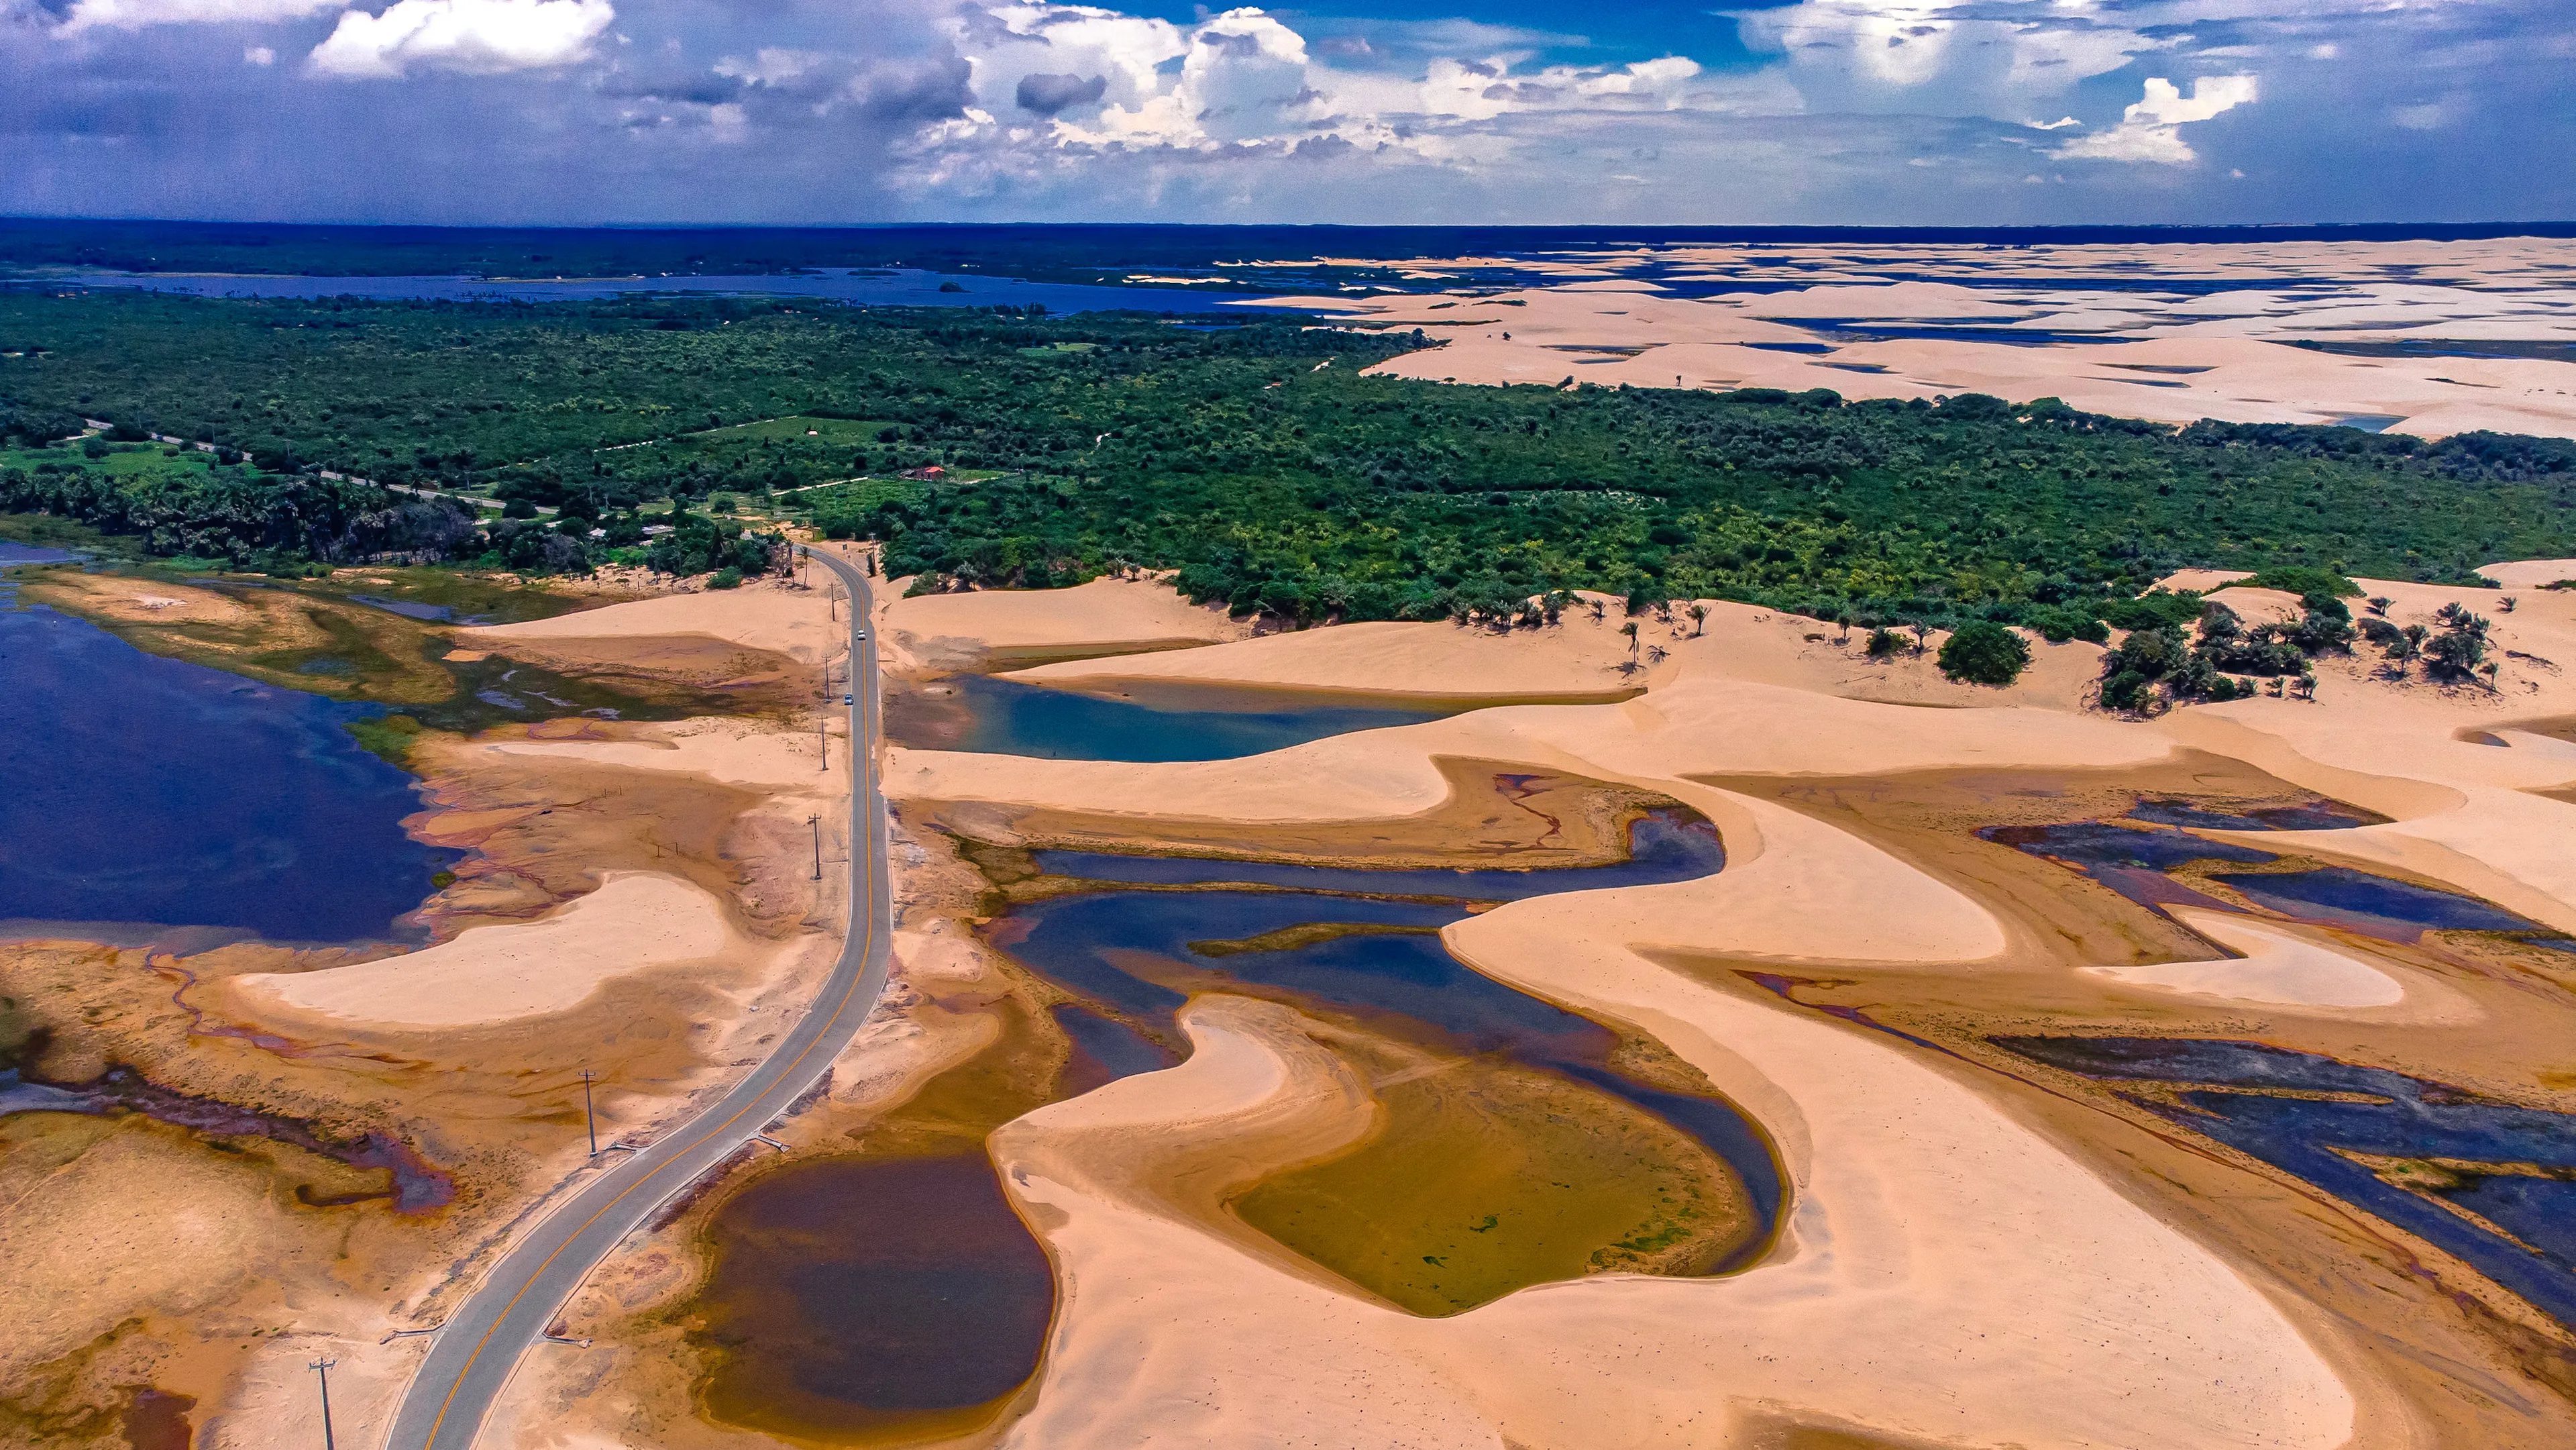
<box><xmin>2024</xmin><ymin>604</ymin><xmax>2108</xmax><ymax>644</ymax></box>
<box><xmin>1938</xmin><ymin>621</ymin><xmax>2031</xmax><ymax>686</ymax></box>
<box><xmin>708</xmin><ymin>566</ymin><xmax>743</xmax><ymax>589</ymax></box>
<box><xmin>1866</xmin><ymin>627</ymin><xmax>1905</xmax><ymax>658</ymax></box>
<box><xmin>2245</xmin><ymin>566</ymin><xmax>2361</xmax><ymax>599</ymax></box>
<box><xmin>2099</xmin><ymin>591</ymin><xmax>2204</xmax><ymax>631</ymax></box>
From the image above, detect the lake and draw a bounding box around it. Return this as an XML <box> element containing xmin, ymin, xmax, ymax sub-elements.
<box><xmin>41</xmin><ymin>267</ymin><xmax>1291</xmax><ymax>316</ymax></box>
<box><xmin>0</xmin><ymin>601</ymin><xmax>454</xmax><ymax>945</ymax></box>
<box><xmin>995</xmin><ymin>812</ymin><xmax>1779</xmax><ymax>1263</ymax></box>
<box><xmin>890</xmin><ymin>674</ymin><xmax>1462</xmax><ymax>762</ymax></box>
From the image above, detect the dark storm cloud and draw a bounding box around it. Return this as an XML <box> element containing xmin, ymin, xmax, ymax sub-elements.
<box><xmin>1014</xmin><ymin>70</ymin><xmax>1106</xmax><ymax>115</ymax></box>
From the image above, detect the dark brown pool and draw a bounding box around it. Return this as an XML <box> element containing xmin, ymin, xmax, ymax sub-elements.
<box><xmin>688</xmin><ymin>1150</ymin><xmax>1055</xmax><ymax>1440</ymax></box>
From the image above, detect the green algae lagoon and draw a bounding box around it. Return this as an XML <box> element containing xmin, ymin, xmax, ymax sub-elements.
<box><xmin>995</xmin><ymin>812</ymin><xmax>1780</xmax><ymax>1316</ymax></box>
<box><xmin>677</xmin><ymin>803</ymin><xmax>1778</xmax><ymax>1441</ymax></box>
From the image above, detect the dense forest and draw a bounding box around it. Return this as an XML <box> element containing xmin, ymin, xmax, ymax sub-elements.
<box><xmin>5</xmin><ymin>289</ymin><xmax>2574</xmax><ymax>635</ymax></box>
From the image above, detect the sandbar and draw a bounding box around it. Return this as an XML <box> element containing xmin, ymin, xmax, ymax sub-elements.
<box><xmin>2088</xmin><ymin>907</ymin><xmax>2406</xmax><ymax>1008</ymax></box>
<box><xmin>231</xmin><ymin>872</ymin><xmax>736</xmax><ymax>1029</ymax></box>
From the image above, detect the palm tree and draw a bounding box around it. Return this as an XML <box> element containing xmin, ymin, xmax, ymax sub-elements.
<box><xmin>2387</xmin><ymin>623</ymin><xmax>2426</xmax><ymax>675</ymax></box>
<box><xmin>2483</xmin><ymin>660</ymin><xmax>2502</xmax><ymax>691</ymax></box>
<box><xmin>1621</xmin><ymin>621</ymin><xmax>1641</xmax><ymax>658</ymax></box>
<box><xmin>1688</xmin><ymin>604</ymin><xmax>1708</xmax><ymax>637</ymax></box>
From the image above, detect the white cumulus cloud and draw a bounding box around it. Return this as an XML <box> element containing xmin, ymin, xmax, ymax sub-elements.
<box><xmin>307</xmin><ymin>0</ymin><xmax>613</xmax><ymax>79</ymax></box>
<box><xmin>2055</xmin><ymin>74</ymin><xmax>2257</xmax><ymax>163</ymax></box>
<box><xmin>1739</xmin><ymin>0</ymin><xmax>2159</xmax><ymax>107</ymax></box>
<box><xmin>941</xmin><ymin>0</ymin><xmax>1786</xmax><ymax>170</ymax></box>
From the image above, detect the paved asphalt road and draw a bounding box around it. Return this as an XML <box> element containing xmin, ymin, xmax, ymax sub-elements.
<box><xmin>384</xmin><ymin>547</ymin><xmax>891</xmax><ymax>1450</ymax></box>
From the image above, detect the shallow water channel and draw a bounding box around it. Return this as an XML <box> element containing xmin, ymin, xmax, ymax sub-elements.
<box><xmin>1982</xmin><ymin>800</ymin><xmax>2573</xmax><ymax>949</ymax></box>
<box><xmin>690</xmin><ymin>808</ymin><xmax>1780</xmax><ymax>1439</ymax></box>
<box><xmin>888</xmin><ymin>674</ymin><xmax>1462</xmax><ymax>761</ymax></box>
<box><xmin>1995</xmin><ymin>1036</ymin><xmax>2576</xmax><ymax>1329</ymax></box>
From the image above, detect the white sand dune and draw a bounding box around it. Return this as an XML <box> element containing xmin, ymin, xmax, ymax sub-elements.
<box><xmin>2478</xmin><ymin>558</ymin><xmax>2576</xmax><ymax>588</ymax></box>
<box><xmin>872</xmin><ymin>568</ymin><xmax>2576</xmax><ymax>1445</ymax></box>
<box><xmin>2090</xmin><ymin>907</ymin><xmax>2405</xmax><ymax>1008</ymax></box>
<box><xmin>466</xmin><ymin>578</ymin><xmax>831</xmax><ymax>661</ymax></box>
<box><xmin>488</xmin><ymin>717</ymin><xmax>830</xmax><ymax>788</ymax></box>
<box><xmin>883</xmin><ymin>574</ymin><xmax>1246</xmax><ymax>670</ymax></box>
<box><xmin>235</xmin><ymin>873</ymin><xmax>737</xmax><ymax>1028</ymax></box>
<box><xmin>1013</xmin><ymin>609</ymin><xmax>1642</xmax><ymax>701</ymax></box>
<box><xmin>1018</xmin><ymin>595</ymin><xmax>2113</xmax><ymax>711</ymax></box>
<box><xmin>991</xmin><ymin>961</ymin><xmax>2356</xmax><ymax>1450</ymax></box>
<box><xmin>1257</xmin><ymin>239</ymin><xmax>2576</xmax><ymax>440</ymax></box>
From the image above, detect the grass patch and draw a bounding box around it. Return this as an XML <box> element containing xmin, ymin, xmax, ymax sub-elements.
<box><xmin>305</xmin><ymin>564</ymin><xmax>605</xmax><ymax>626</ymax></box>
<box><xmin>1230</xmin><ymin>1050</ymin><xmax>1750</xmax><ymax>1316</ymax></box>
<box><xmin>1187</xmin><ymin>922</ymin><xmax>1440</xmax><ymax>957</ymax></box>
<box><xmin>694</xmin><ymin>415</ymin><xmax>902</xmax><ymax>445</ymax></box>
<box><xmin>2243</xmin><ymin>565</ymin><xmax>2363</xmax><ymax>599</ymax></box>
<box><xmin>344</xmin><ymin>712</ymin><xmax>425</xmax><ymax>766</ymax></box>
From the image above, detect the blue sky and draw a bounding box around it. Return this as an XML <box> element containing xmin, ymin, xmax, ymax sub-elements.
<box><xmin>3</xmin><ymin>0</ymin><xmax>2569</xmax><ymax>225</ymax></box>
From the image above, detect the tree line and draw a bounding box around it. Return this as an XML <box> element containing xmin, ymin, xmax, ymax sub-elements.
<box><xmin>4</xmin><ymin>289</ymin><xmax>2572</xmax><ymax>629</ymax></box>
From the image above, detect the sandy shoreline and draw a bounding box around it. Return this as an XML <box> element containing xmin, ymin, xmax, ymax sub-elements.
<box><xmin>229</xmin><ymin>872</ymin><xmax>741</xmax><ymax>1029</ymax></box>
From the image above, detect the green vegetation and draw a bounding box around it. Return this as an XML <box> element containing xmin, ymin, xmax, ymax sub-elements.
<box><xmin>1230</xmin><ymin>1051</ymin><xmax>1747</xmax><ymax>1315</ymax></box>
<box><xmin>5</xmin><ymin>290</ymin><xmax>2574</xmax><ymax>632</ymax></box>
<box><xmin>2242</xmin><ymin>565</ymin><xmax>2363</xmax><ymax>598</ymax></box>
<box><xmin>2098</xmin><ymin>594</ymin><xmax>2356</xmax><ymax>711</ymax></box>
<box><xmin>343</xmin><ymin>711</ymin><xmax>426</xmax><ymax>766</ymax></box>
<box><xmin>805</xmin><ymin>478</ymin><xmax>925</xmax><ymax>537</ymax></box>
<box><xmin>2358</xmin><ymin>601</ymin><xmax>2496</xmax><ymax>686</ymax></box>
<box><xmin>1</xmin><ymin>434</ymin><xmax>383</xmax><ymax>572</ymax></box>
<box><xmin>1937</xmin><ymin>621</ymin><xmax>2031</xmax><ymax>686</ymax></box>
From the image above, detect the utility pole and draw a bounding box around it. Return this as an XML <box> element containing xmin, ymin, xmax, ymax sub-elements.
<box><xmin>580</xmin><ymin>1068</ymin><xmax>598</xmax><ymax>1157</ymax></box>
<box><xmin>311</xmin><ymin>1357</ymin><xmax>338</xmax><ymax>1450</ymax></box>
<box><xmin>809</xmin><ymin>815</ymin><xmax>822</xmax><ymax>881</ymax></box>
